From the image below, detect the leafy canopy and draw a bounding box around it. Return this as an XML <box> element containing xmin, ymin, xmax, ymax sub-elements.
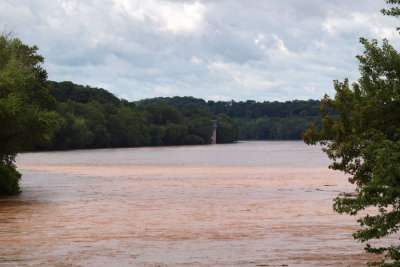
<box><xmin>0</xmin><ymin>33</ymin><xmax>57</xmax><ymax>195</ymax></box>
<box><xmin>303</xmin><ymin>2</ymin><xmax>400</xmax><ymax>265</ymax></box>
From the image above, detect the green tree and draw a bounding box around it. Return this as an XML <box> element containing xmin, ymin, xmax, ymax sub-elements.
<box><xmin>183</xmin><ymin>106</ymin><xmax>213</xmax><ymax>144</ymax></box>
<box><xmin>162</xmin><ymin>123</ymin><xmax>187</xmax><ymax>145</ymax></box>
<box><xmin>216</xmin><ymin>114</ymin><xmax>239</xmax><ymax>143</ymax></box>
<box><xmin>145</xmin><ymin>103</ymin><xmax>183</xmax><ymax>125</ymax></box>
<box><xmin>0</xmin><ymin>34</ymin><xmax>57</xmax><ymax>195</ymax></box>
<box><xmin>50</xmin><ymin>113</ymin><xmax>94</xmax><ymax>149</ymax></box>
<box><xmin>303</xmin><ymin>3</ymin><xmax>400</xmax><ymax>263</ymax></box>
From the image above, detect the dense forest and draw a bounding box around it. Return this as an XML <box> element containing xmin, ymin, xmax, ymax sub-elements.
<box><xmin>37</xmin><ymin>81</ymin><xmax>239</xmax><ymax>150</ymax></box>
<box><xmin>137</xmin><ymin>96</ymin><xmax>322</xmax><ymax>140</ymax></box>
<box><xmin>35</xmin><ymin>81</ymin><xmax>324</xmax><ymax>151</ymax></box>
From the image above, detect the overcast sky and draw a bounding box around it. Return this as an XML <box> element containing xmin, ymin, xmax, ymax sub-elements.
<box><xmin>1</xmin><ymin>0</ymin><xmax>400</xmax><ymax>102</ymax></box>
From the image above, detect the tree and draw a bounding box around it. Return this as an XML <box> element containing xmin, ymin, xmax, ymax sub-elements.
<box><xmin>303</xmin><ymin>2</ymin><xmax>400</xmax><ymax>263</ymax></box>
<box><xmin>0</xmin><ymin>34</ymin><xmax>57</xmax><ymax>195</ymax></box>
<box><xmin>183</xmin><ymin>106</ymin><xmax>213</xmax><ymax>144</ymax></box>
<box><xmin>216</xmin><ymin>114</ymin><xmax>239</xmax><ymax>143</ymax></box>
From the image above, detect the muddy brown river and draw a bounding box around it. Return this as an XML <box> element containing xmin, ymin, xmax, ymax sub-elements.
<box><xmin>0</xmin><ymin>141</ymin><xmax>380</xmax><ymax>266</ymax></box>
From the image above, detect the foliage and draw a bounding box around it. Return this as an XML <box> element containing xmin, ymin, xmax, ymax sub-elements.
<box><xmin>137</xmin><ymin>96</ymin><xmax>207</xmax><ymax>110</ymax></box>
<box><xmin>49</xmin><ymin>81</ymin><xmax>121</xmax><ymax>105</ymax></box>
<box><xmin>216</xmin><ymin>114</ymin><xmax>239</xmax><ymax>143</ymax></box>
<box><xmin>236</xmin><ymin>115</ymin><xmax>321</xmax><ymax>140</ymax></box>
<box><xmin>183</xmin><ymin>106</ymin><xmax>213</xmax><ymax>144</ymax></box>
<box><xmin>0</xmin><ymin>34</ymin><xmax>57</xmax><ymax>195</ymax></box>
<box><xmin>39</xmin><ymin>81</ymin><xmax>240</xmax><ymax>150</ymax></box>
<box><xmin>137</xmin><ymin>96</ymin><xmax>322</xmax><ymax>140</ymax></box>
<box><xmin>382</xmin><ymin>1</ymin><xmax>400</xmax><ymax>24</ymax></box>
<box><xmin>303</xmin><ymin>36</ymin><xmax>400</xmax><ymax>265</ymax></box>
<box><xmin>0</xmin><ymin>160</ymin><xmax>21</xmax><ymax>195</ymax></box>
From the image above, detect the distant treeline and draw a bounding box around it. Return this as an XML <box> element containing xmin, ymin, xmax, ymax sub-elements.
<box><xmin>36</xmin><ymin>81</ymin><xmax>238</xmax><ymax>150</ymax></box>
<box><xmin>37</xmin><ymin>81</ymin><xmax>322</xmax><ymax>150</ymax></box>
<box><xmin>137</xmin><ymin>96</ymin><xmax>322</xmax><ymax>140</ymax></box>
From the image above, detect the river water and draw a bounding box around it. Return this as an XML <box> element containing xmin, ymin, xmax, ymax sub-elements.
<box><xmin>0</xmin><ymin>141</ymin><xmax>377</xmax><ymax>266</ymax></box>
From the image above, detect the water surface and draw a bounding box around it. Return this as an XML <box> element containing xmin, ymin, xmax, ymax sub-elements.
<box><xmin>1</xmin><ymin>141</ymin><xmax>376</xmax><ymax>266</ymax></box>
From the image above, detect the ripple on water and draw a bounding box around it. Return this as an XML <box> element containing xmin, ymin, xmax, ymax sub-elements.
<box><xmin>0</xmin><ymin>141</ymin><xmax>382</xmax><ymax>266</ymax></box>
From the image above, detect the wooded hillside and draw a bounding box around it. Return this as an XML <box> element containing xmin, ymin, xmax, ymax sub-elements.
<box><xmin>36</xmin><ymin>81</ymin><xmax>323</xmax><ymax>150</ymax></box>
<box><xmin>137</xmin><ymin>96</ymin><xmax>322</xmax><ymax>140</ymax></box>
<box><xmin>37</xmin><ymin>81</ymin><xmax>238</xmax><ymax>150</ymax></box>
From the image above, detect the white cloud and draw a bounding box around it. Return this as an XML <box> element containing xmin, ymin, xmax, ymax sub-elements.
<box><xmin>208</xmin><ymin>95</ymin><xmax>232</xmax><ymax>101</ymax></box>
<box><xmin>191</xmin><ymin>56</ymin><xmax>203</xmax><ymax>64</ymax></box>
<box><xmin>57</xmin><ymin>0</ymin><xmax>79</xmax><ymax>15</ymax></box>
<box><xmin>322</xmin><ymin>11</ymin><xmax>377</xmax><ymax>38</ymax></box>
<box><xmin>1</xmin><ymin>0</ymin><xmax>399</xmax><ymax>101</ymax></box>
<box><xmin>111</xmin><ymin>0</ymin><xmax>206</xmax><ymax>34</ymax></box>
<box><xmin>158</xmin><ymin>1</ymin><xmax>206</xmax><ymax>34</ymax></box>
<box><xmin>272</xmin><ymin>34</ymin><xmax>290</xmax><ymax>55</ymax></box>
<box><xmin>208</xmin><ymin>60</ymin><xmax>284</xmax><ymax>92</ymax></box>
<box><xmin>0</xmin><ymin>2</ymin><xmax>34</xmax><ymax>24</ymax></box>
<box><xmin>154</xmin><ymin>85</ymin><xmax>175</xmax><ymax>95</ymax></box>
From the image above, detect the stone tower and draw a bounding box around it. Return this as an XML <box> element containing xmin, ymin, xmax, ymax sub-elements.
<box><xmin>211</xmin><ymin>121</ymin><xmax>217</xmax><ymax>144</ymax></box>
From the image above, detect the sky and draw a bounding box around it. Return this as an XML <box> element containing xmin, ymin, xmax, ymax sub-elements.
<box><xmin>1</xmin><ymin>0</ymin><xmax>400</xmax><ymax>102</ymax></box>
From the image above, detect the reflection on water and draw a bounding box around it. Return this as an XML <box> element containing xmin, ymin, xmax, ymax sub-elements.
<box><xmin>0</xmin><ymin>141</ymin><xmax>374</xmax><ymax>266</ymax></box>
